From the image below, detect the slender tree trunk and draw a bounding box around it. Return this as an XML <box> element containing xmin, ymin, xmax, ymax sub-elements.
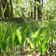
<box><xmin>31</xmin><ymin>12</ymin><xmax>33</xmax><ymax>19</ymax></box>
<box><xmin>0</xmin><ymin>0</ymin><xmax>2</xmax><ymax>17</ymax></box>
<box><xmin>37</xmin><ymin>0</ymin><xmax>42</xmax><ymax>21</ymax></box>
<box><xmin>1</xmin><ymin>0</ymin><xmax>10</xmax><ymax>19</ymax></box>
<box><xmin>1</xmin><ymin>0</ymin><xmax>13</xmax><ymax>20</ymax></box>
<box><xmin>34</xmin><ymin>0</ymin><xmax>36</xmax><ymax>20</ymax></box>
<box><xmin>42</xmin><ymin>0</ymin><xmax>43</xmax><ymax>6</ymax></box>
<box><xmin>30</xmin><ymin>0</ymin><xmax>33</xmax><ymax>20</ymax></box>
<box><xmin>10</xmin><ymin>0</ymin><xmax>13</xmax><ymax>19</ymax></box>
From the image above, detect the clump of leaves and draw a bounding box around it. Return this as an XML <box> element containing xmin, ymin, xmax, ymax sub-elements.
<box><xmin>27</xmin><ymin>28</ymin><xmax>51</xmax><ymax>56</ymax></box>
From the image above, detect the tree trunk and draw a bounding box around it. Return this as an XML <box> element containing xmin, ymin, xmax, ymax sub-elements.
<box><xmin>0</xmin><ymin>0</ymin><xmax>2</xmax><ymax>17</ymax></box>
<box><xmin>34</xmin><ymin>0</ymin><xmax>36</xmax><ymax>20</ymax></box>
<box><xmin>1</xmin><ymin>0</ymin><xmax>13</xmax><ymax>20</ymax></box>
<box><xmin>10</xmin><ymin>0</ymin><xmax>13</xmax><ymax>19</ymax></box>
<box><xmin>42</xmin><ymin>0</ymin><xmax>43</xmax><ymax>6</ymax></box>
<box><xmin>31</xmin><ymin>12</ymin><xmax>33</xmax><ymax>19</ymax></box>
<box><xmin>1</xmin><ymin>0</ymin><xmax>10</xmax><ymax>19</ymax></box>
<box><xmin>37</xmin><ymin>0</ymin><xmax>42</xmax><ymax>21</ymax></box>
<box><xmin>30</xmin><ymin>0</ymin><xmax>33</xmax><ymax>20</ymax></box>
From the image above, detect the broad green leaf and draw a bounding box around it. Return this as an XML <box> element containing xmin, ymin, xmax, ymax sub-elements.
<box><xmin>6</xmin><ymin>37</ymin><xmax>10</xmax><ymax>53</ymax></box>
<box><xmin>32</xmin><ymin>29</ymin><xmax>40</xmax><ymax>38</ymax></box>
<box><xmin>27</xmin><ymin>38</ymin><xmax>34</xmax><ymax>49</ymax></box>
<box><xmin>26</xmin><ymin>38</ymin><xmax>30</xmax><ymax>43</ymax></box>
<box><xmin>16</xmin><ymin>29</ymin><xmax>22</xmax><ymax>44</ymax></box>
<box><xmin>12</xmin><ymin>33</ymin><xmax>15</xmax><ymax>48</ymax></box>
<box><xmin>1</xmin><ymin>27</ymin><xmax>7</xmax><ymax>45</ymax></box>
<box><xmin>40</xmin><ymin>29</ymin><xmax>47</xmax><ymax>37</ymax></box>
<box><xmin>39</xmin><ymin>36</ymin><xmax>44</xmax><ymax>43</ymax></box>
<box><xmin>30</xmin><ymin>41</ymin><xmax>34</xmax><ymax>49</ymax></box>
<box><xmin>0</xmin><ymin>25</ymin><xmax>2</xmax><ymax>48</ymax></box>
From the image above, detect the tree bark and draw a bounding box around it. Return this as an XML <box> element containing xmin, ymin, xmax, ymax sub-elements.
<box><xmin>37</xmin><ymin>0</ymin><xmax>42</xmax><ymax>21</ymax></box>
<box><xmin>34</xmin><ymin>0</ymin><xmax>36</xmax><ymax>20</ymax></box>
<box><xmin>0</xmin><ymin>0</ymin><xmax>2</xmax><ymax>17</ymax></box>
<box><xmin>1</xmin><ymin>0</ymin><xmax>13</xmax><ymax>19</ymax></box>
<box><xmin>30</xmin><ymin>0</ymin><xmax>33</xmax><ymax>19</ymax></box>
<box><xmin>1</xmin><ymin>0</ymin><xmax>10</xmax><ymax>19</ymax></box>
<box><xmin>42</xmin><ymin>0</ymin><xmax>43</xmax><ymax>6</ymax></box>
<box><xmin>10</xmin><ymin>0</ymin><xmax>13</xmax><ymax>19</ymax></box>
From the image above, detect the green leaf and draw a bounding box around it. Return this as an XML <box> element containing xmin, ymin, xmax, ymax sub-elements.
<box><xmin>16</xmin><ymin>29</ymin><xmax>22</xmax><ymax>44</ymax></box>
<box><xmin>26</xmin><ymin>38</ymin><xmax>30</xmax><ymax>43</ymax></box>
<box><xmin>40</xmin><ymin>29</ymin><xmax>47</xmax><ymax>37</ymax></box>
<box><xmin>32</xmin><ymin>29</ymin><xmax>40</xmax><ymax>38</ymax></box>
<box><xmin>30</xmin><ymin>41</ymin><xmax>34</xmax><ymax>49</ymax></box>
<box><xmin>12</xmin><ymin>33</ymin><xmax>15</xmax><ymax>48</ymax></box>
<box><xmin>6</xmin><ymin>37</ymin><xmax>10</xmax><ymax>53</ymax></box>
<box><xmin>27</xmin><ymin>38</ymin><xmax>34</xmax><ymax>49</ymax></box>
